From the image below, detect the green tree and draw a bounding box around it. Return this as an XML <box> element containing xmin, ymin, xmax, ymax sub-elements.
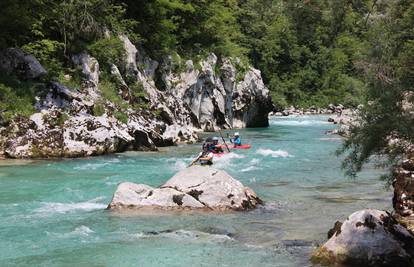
<box><xmin>339</xmin><ymin>0</ymin><xmax>414</xmax><ymax>182</ymax></box>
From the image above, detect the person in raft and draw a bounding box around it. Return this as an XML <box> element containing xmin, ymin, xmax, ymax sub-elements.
<box><xmin>230</xmin><ymin>132</ymin><xmax>242</xmax><ymax>146</ymax></box>
<box><xmin>190</xmin><ymin>144</ymin><xmax>214</xmax><ymax>166</ymax></box>
<box><xmin>209</xmin><ymin>137</ymin><xmax>224</xmax><ymax>153</ymax></box>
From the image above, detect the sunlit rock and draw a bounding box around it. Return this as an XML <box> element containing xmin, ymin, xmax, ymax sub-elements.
<box><xmin>108</xmin><ymin>166</ymin><xmax>262</xmax><ymax>211</ymax></box>
<box><xmin>312</xmin><ymin>209</ymin><xmax>414</xmax><ymax>266</ymax></box>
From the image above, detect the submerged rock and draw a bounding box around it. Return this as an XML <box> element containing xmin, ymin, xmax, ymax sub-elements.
<box><xmin>108</xmin><ymin>166</ymin><xmax>262</xmax><ymax>211</ymax></box>
<box><xmin>312</xmin><ymin>209</ymin><xmax>414</xmax><ymax>266</ymax></box>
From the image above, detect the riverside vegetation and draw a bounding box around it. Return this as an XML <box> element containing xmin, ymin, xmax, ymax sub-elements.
<box><xmin>1</xmin><ymin>0</ymin><xmax>388</xmax><ymax>118</ymax></box>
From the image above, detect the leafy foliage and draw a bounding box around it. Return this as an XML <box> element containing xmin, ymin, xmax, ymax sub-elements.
<box><xmin>0</xmin><ymin>74</ymin><xmax>39</xmax><ymax>120</ymax></box>
<box><xmin>339</xmin><ymin>0</ymin><xmax>414</xmax><ymax>181</ymax></box>
<box><xmin>93</xmin><ymin>103</ymin><xmax>106</xmax><ymax>117</ymax></box>
<box><xmin>99</xmin><ymin>73</ymin><xmax>128</xmax><ymax>109</ymax></box>
<box><xmin>87</xmin><ymin>37</ymin><xmax>125</xmax><ymax>68</ymax></box>
<box><xmin>114</xmin><ymin>111</ymin><xmax>128</xmax><ymax>124</ymax></box>
<box><xmin>21</xmin><ymin>39</ymin><xmax>65</xmax><ymax>78</ymax></box>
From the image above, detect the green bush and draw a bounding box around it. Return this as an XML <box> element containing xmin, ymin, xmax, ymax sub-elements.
<box><xmin>57</xmin><ymin>68</ymin><xmax>83</xmax><ymax>90</ymax></box>
<box><xmin>0</xmin><ymin>74</ymin><xmax>38</xmax><ymax>121</ymax></box>
<box><xmin>87</xmin><ymin>37</ymin><xmax>125</xmax><ymax>69</ymax></box>
<box><xmin>114</xmin><ymin>111</ymin><xmax>128</xmax><ymax>124</ymax></box>
<box><xmin>231</xmin><ymin>58</ymin><xmax>250</xmax><ymax>83</ymax></box>
<box><xmin>130</xmin><ymin>82</ymin><xmax>146</xmax><ymax>99</ymax></box>
<box><xmin>56</xmin><ymin>113</ymin><xmax>70</xmax><ymax>126</ymax></box>
<box><xmin>21</xmin><ymin>39</ymin><xmax>65</xmax><ymax>79</ymax></box>
<box><xmin>99</xmin><ymin>73</ymin><xmax>128</xmax><ymax>109</ymax></box>
<box><xmin>170</xmin><ymin>52</ymin><xmax>187</xmax><ymax>74</ymax></box>
<box><xmin>93</xmin><ymin>103</ymin><xmax>105</xmax><ymax>116</ymax></box>
<box><xmin>270</xmin><ymin>91</ymin><xmax>288</xmax><ymax>110</ymax></box>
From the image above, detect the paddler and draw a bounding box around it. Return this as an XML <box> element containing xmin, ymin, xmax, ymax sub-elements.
<box><xmin>230</xmin><ymin>132</ymin><xmax>242</xmax><ymax>146</ymax></box>
<box><xmin>209</xmin><ymin>137</ymin><xmax>224</xmax><ymax>153</ymax></box>
<box><xmin>189</xmin><ymin>143</ymin><xmax>214</xmax><ymax>166</ymax></box>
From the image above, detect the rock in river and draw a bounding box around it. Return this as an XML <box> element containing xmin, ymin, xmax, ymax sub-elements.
<box><xmin>312</xmin><ymin>209</ymin><xmax>414</xmax><ymax>266</ymax></box>
<box><xmin>108</xmin><ymin>166</ymin><xmax>262</xmax><ymax>211</ymax></box>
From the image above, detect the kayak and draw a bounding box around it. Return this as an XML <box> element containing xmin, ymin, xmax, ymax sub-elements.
<box><xmin>231</xmin><ymin>144</ymin><xmax>251</xmax><ymax>149</ymax></box>
<box><xmin>212</xmin><ymin>151</ymin><xmax>227</xmax><ymax>157</ymax></box>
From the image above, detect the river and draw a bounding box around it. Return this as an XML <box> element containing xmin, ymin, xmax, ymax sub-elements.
<box><xmin>0</xmin><ymin>115</ymin><xmax>391</xmax><ymax>266</ymax></box>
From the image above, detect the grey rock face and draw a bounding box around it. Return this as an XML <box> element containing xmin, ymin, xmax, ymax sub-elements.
<box><xmin>72</xmin><ymin>53</ymin><xmax>100</xmax><ymax>88</ymax></box>
<box><xmin>108</xmin><ymin>166</ymin><xmax>262</xmax><ymax>211</ymax></box>
<box><xmin>0</xmin><ymin>48</ymin><xmax>47</xmax><ymax>79</ymax></box>
<box><xmin>233</xmin><ymin>68</ymin><xmax>272</xmax><ymax>128</ymax></box>
<box><xmin>1</xmin><ymin>35</ymin><xmax>272</xmax><ymax>158</ymax></box>
<box><xmin>312</xmin><ymin>209</ymin><xmax>414</xmax><ymax>266</ymax></box>
<box><xmin>161</xmin><ymin>52</ymin><xmax>272</xmax><ymax>131</ymax></box>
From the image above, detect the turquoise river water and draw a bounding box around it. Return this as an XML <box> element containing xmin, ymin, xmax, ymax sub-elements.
<box><xmin>0</xmin><ymin>115</ymin><xmax>391</xmax><ymax>267</ymax></box>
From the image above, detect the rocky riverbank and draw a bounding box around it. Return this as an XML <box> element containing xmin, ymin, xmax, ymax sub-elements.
<box><xmin>0</xmin><ymin>35</ymin><xmax>272</xmax><ymax>159</ymax></box>
<box><xmin>269</xmin><ymin>104</ymin><xmax>356</xmax><ymax>137</ymax></box>
<box><xmin>269</xmin><ymin>104</ymin><xmax>347</xmax><ymax>117</ymax></box>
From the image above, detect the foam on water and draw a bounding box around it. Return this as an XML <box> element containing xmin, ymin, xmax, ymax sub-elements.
<box><xmin>73</xmin><ymin>163</ymin><xmax>109</xmax><ymax>170</ymax></box>
<box><xmin>214</xmin><ymin>152</ymin><xmax>245</xmax><ymax>168</ymax></box>
<box><xmin>46</xmin><ymin>226</ymin><xmax>95</xmax><ymax>239</ymax></box>
<box><xmin>270</xmin><ymin>120</ymin><xmax>329</xmax><ymax>126</ymax></box>
<box><xmin>255</xmin><ymin>148</ymin><xmax>292</xmax><ymax>158</ymax></box>
<box><xmin>318</xmin><ymin>137</ymin><xmax>342</xmax><ymax>141</ymax></box>
<box><xmin>70</xmin><ymin>225</ymin><xmax>95</xmax><ymax>236</ymax></box>
<box><xmin>241</xmin><ymin>159</ymin><xmax>261</xmax><ymax>172</ymax></box>
<box><xmin>131</xmin><ymin>230</ymin><xmax>233</xmax><ymax>243</ymax></box>
<box><xmin>172</xmin><ymin>159</ymin><xmax>190</xmax><ymax>171</ymax></box>
<box><xmin>241</xmin><ymin>166</ymin><xmax>259</xmax><ymax>172</ymax></box>
<box><xmin>35</xmin><ymin>197</ymin><xmax>107</xmax><ymax>214</ymax></box>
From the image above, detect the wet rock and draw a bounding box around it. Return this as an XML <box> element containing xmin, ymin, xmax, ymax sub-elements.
<box><xmin>312</xmin><ymin>209</ymin><xmax>414</xmax><ymax>266</ymax></box>
<box><xmin>0</xmin><ymin>48</ymin><xmax>47</xmax><ymax>79</ymax></box>
<box><xmin>108</xmin><ymin>166</ymin><xmax>262</xmax><ymax>211</ymax></box>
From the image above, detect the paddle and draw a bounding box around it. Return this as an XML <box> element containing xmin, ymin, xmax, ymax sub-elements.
<box><xmin>219</xmin><ymin>130</ymin><xmax>231</xmax><ymax>152</ymax></box>
<box><xmin>187</xmin><ymin>155</ymin><xmax>202</xmax><ymax>168</ymax></box>
<box><xmin>188</xmin><ymin>152</ymin><xmax>202</xmax><ymax>167</ymax></box>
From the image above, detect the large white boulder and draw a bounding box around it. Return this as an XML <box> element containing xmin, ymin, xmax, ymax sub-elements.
<box><xmin>312</xmin><ymin>209</ymin><xmax>414</xmax><ymax>266</ymax></box>
<box><xmin>108</xmin><ymin>166</ymin><xmax>262</xmax><ymax>211</ymax></box>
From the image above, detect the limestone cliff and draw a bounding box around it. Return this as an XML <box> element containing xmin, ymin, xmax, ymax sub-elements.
<box><xmin>0</xmin><ymin>36</ymin><xmax>272</xmax><ymax>158</ymax></box>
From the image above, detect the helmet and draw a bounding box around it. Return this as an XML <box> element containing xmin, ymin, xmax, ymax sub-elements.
<box><xmin>234</xmin><ymin>132</ymin><xmax>240</xmax><ymax>136</ymax></box>
<box><xmin>212</xmin><ymin>137</ymin><xmax>219</xmax><ymax>141</ymax></box>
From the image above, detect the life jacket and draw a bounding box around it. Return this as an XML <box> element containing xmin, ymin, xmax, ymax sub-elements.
<box><xmin>233</xmin><ymin>137</ymin><xmax>241</xmax><ymax>146</ymax></box>
<box><xmin>198</xmin><ymin>151</ymin><xmax>213</xmax><ymax>165</ymax></box>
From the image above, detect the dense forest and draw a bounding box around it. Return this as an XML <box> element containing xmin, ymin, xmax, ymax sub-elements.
<box><xmin>1</xmin><ymin>0</ymin><xmax>414</xmax><ymax>175</ymax></box>
<box><xmin>0</xmin><ymin>0</ymin><xmax>394</xmax><ymax>111</ymax></box>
